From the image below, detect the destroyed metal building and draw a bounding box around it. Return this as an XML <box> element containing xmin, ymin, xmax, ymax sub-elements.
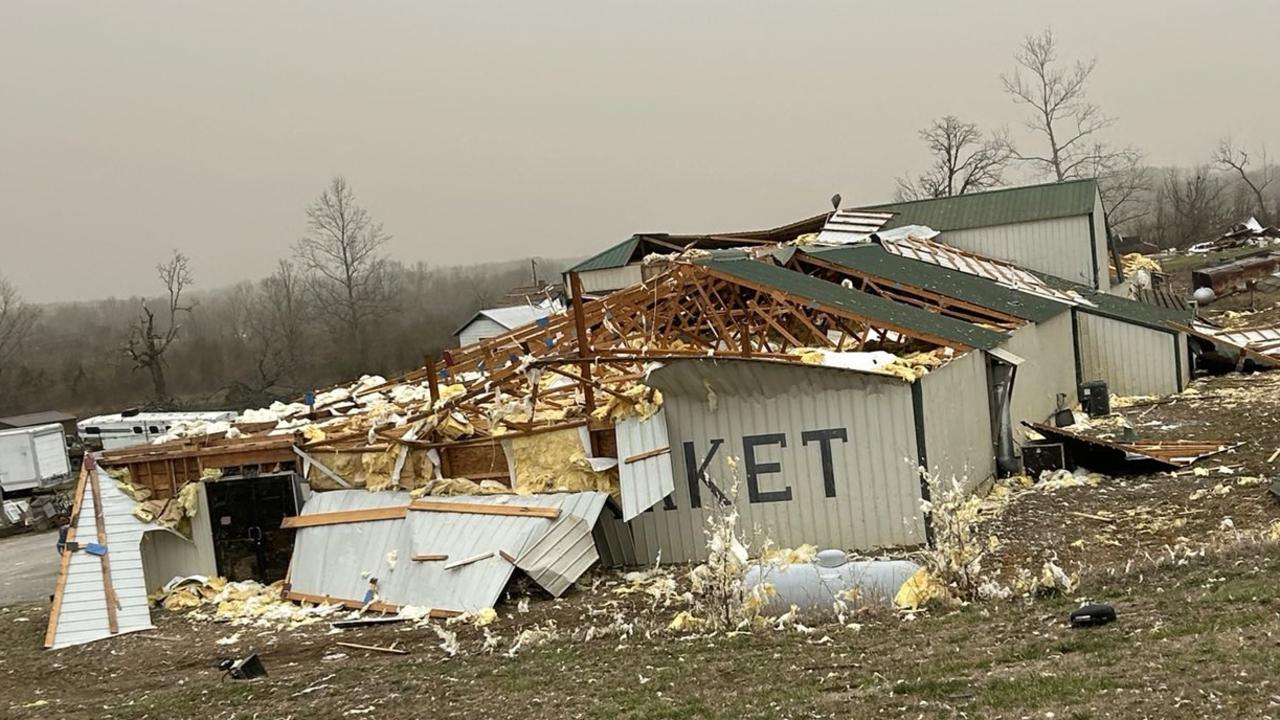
<box><xmin>44</xmin><ymin>178</ymin><xmax>1217</xmax><ymax>648</ymax></box>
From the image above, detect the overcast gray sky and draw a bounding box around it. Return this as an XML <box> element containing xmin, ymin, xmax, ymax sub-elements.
<box><xmin>2</xmin><ymin>1</ymin><xmax>1276</xmax><ymax>302</ymax></box>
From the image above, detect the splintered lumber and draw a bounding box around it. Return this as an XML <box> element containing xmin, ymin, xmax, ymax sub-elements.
<box><xmin>408</xmin><ymin>500</ymin><xmax>560</xmax><ymax>519</ymax></box>
<box><xmin>87</xmin><ymin>462</ymin><xmax>119</xmax><ymax>635</ymax></box>
<box><xmin>280</xmin><ymin>506</ymin><xmax>409</xmax><ymax>529</ymax></box>
<box><xmin>443</xmin><ymin>551</ymin><xmax>495</xmax><ymax>570</ymax></box>
<box><xmin>283</xmin><ymin>590</ymin><xmax>462</xmax><ymax>618</ymax></box>
<box><xmin>334</xmin><ymin>641</ymin><xmax>409</xmax><ymax>655</ymax></box>
<box><xmin>412</xmin><ymin>554</ymin><xmax>449</xmax><ymax>562</ymax></box>
<box><xmin>624</xmin><ymin>446</ymin><xmax>672</xmax><ymax>464</ymax></box>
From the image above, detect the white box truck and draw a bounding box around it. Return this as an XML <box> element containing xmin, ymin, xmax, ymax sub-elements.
<box><xmin>0</xmin><ymin>423</ymin><xmax>72</xmax><ymax>498</ymax></box>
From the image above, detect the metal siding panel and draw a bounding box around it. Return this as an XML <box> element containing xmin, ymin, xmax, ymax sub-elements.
<box><xmin>920</xmin><ymin>352</ymin><xmax>995</xmax><ymax>491</ymax></box>
<box><xmin>288</xmin><ymin>491</ymin><xmax>608</xmax><ymax>612</ymax></box>
<box><xmin>1077</xmin><ymin>313</ymin><xmax>1178</xmax><ymax>397</ymax></box>
<box><xmin>633</xmin><ymin>360</ymin><xmax>925</xmax><ymax>563</ymax></box>
<box><xmin>515</xmin><ymin>515</ymin><xmax>598</xmax><ymax>596</ymax></box>
<box><xmin>1092</xmin><ymin>190</ymin><xmax>1111</xmax><ymax>290</ymax></box>
<box><xmin>616</xmin><ymin>410</ymin><xmax>676</xmax><ymax>521</ymax></box>
<box><xmin>941</xmin><ymin>216</ymin><xmax>1095</xmax><ymax>287</ymax></box>
<box><xmin>1001</xmin><ymin>313</ymin><xmax>1079</xmax><ymax>442</ymax></box>
<box><xmin>578</xmin><ymin>265</ymin><xmax>643</xmax><ymax>293</ymax></box>
<box><xmin>49</xmin><ymin>463</ymin><xmax>158</xmax><ymax>649</ymax></box>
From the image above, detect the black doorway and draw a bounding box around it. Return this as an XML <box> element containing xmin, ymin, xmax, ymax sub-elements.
<box><xmin>207</xmin><ymin>474</ymin><xmax>299</xmax><ymax>583</ymax></box>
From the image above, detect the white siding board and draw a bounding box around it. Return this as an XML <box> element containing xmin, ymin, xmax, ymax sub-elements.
<box><xmin>919</xmin><ymin>351</ymin><xmax>995</xmax><ymax>491</ymax></box>
<box><xmin>141</xmin><ymin>483</ymin><xmax>218</xmax><ymax>593</ymax></box>
<box><xmin>616</xmin><ymin>410</ymin><xmax>676</xmax><ymax>521</ymax></box>
<box><xmin>1076</xmin><ymin>311</ymin><xmax>1179</xmax><ymax>397</ymax></box>
<box><xmin>631</xmin><ymin>360</ymin><xmax>925</xmax><ymax>563</ymax></box>
<box><xmin>47</xmin><ymin>462</ymin><xmax>159</xmax><ymax>650</ymax></box>
<box><xmin>940</xmin><ymin>216</ymin><xmax>1096</xmax><ymax>288</ymax></box>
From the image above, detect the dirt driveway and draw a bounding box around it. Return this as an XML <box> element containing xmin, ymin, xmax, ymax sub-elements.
<box><xmin>0</xmin><ymin>529</ymin><xmax>60</xmax><ymax>605</ymax></box>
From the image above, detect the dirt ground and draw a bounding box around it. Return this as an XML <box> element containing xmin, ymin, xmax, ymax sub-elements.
<box><xmin>3</xmin><ymin>372</ymin><xmax>1280</xmax><ymax>719</ymax></box>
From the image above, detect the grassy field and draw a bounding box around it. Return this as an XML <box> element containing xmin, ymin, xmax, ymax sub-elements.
<box><xmin>3</xmin><ymin>540</ymin><xmax>1280</xmax><ymax>719</ymax></box>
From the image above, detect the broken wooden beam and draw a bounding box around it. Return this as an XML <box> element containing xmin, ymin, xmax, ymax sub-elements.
<box><xmin>408</xmin><ymin>500</ymin><xmax>560</xmax><ymax>519</ymax></box>
<box><xmin>280</xmin><ymin>506</ymin><xmax>409</xmax><ymax>529</ymax></box>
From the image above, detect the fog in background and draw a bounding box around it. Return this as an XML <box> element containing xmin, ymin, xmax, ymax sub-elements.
<box><xmin>3</xmin><ymin>0</ymin><xmax>1277</xmax><ymax>303</ymax></box>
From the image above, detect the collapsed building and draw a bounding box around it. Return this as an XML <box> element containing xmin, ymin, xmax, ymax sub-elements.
<box><xmin>45</xmin><ymin>179</ymin><xmax>1220</xmax><ymax>649</ymax></box>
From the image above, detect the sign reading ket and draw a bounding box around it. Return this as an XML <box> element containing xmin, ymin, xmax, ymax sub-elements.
<box><xmin>661</xmin><ymin>427</ymin><xmax>849</xmax><ymax>510</ymax></box>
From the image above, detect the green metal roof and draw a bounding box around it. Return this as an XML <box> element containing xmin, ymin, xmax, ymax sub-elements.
<box><xmin>863</xmin><ymin>179</ymin><xmax>1100</xmax><ymax>232</ymax></box>
<box><xmin>1035</xmin><ymin>273</ymin><xmax>1193</xmax><ymax>331</ymax></box>
<box><xmin>570</xmin><ymin>236</ymin><xmax>641</xmax><ymax>272</ymax></box>
<box><xmin>704</xmin><ymin>258</ymin><xmax>1007</xmax><ymax>350</ymax></box>
<box><xmin>804</xmin><ymin>245</ymin><xmax>1069</xmax><ymax>324</ymax></box>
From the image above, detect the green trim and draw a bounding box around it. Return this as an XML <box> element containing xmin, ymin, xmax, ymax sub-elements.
<box><xmin>569</xmin><ymin>236</ymin><xmax>641</xmax><ymax>272</ymax></box>
<box><xmin>1087</xmin><ymin>209</ymin><xmax>1101</xmax><ymax>290</ymax></box>
<box><xmin>861</xmin><ymin>178</ymin><xmax>1099</xmax><ymax>232</ymax></box>
<box><xmin>1071</xmin><ymin>309</ymin><xmax>1084</xmax><ymax>390</ymax></box>
<box><xmin>910</xmin><ymin>380</ymin><xmax>935</xmax><ymax>546</ymax></box>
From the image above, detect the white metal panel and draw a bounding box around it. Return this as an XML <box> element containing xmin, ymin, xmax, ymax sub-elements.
<box><xmin>941</xmin><ymin>215</ymin><xmax>1096</xmax><ymax>288</ymax></box>
<box><xmin>630</xmin><ymin>359</ymin><xmax>925</xmax><ymax>564</ymax></box>
<box><xmin>140</xmin><ymin>483</ymin><xmax>217</xmax><ymax>592</ymax></box>
<box><xmin>1091</xmin><ymin>189</ymin><xmax>1111</xmax><ymax>290</ymax></box>
<box><xmin>32</xmin><ymin>424</ymin><xmax>70</xmax><ymax>484</ymax></box>
<box><xmin>1076</xmin><ymin>311</ymin><xmax>1179</xmax><ymax>397</ymax></box>
<box><xmin>47</xmin><ymin>462</ymin><xmax>158</xmax><ymax>649</ymax></box>
<box><xmin>0</xmin><ymin>427</ymin><xmax>37</xmax><ymax>492</ymax></box>
<box><xmin>515</xmin><ymin>514</ymin><xmax>598</xmax><ymax>597</ymax></box>
<box><xmin>1001</xmin><ymin>312</ymin><xmax>1079</xmax><ymax>441</ymax></box>
<box><xmin>919</xmin><ymin>351</ymin><xmax>995</xmax><ymax>491</ymax></box>
<box><xmin>616</xmin><ymin>410</ymin><xmax>675</xmax><ymax>521</ymax></box>
<box><xmin>578</xmin><ymin>265</ymin><xmax>644</xmax><ymax>293</ymax></box>
<box><xmin>287</xmin><ymin>491</ymin><xmax>608</xmax><ymax>613</ymax></box>
<box><xmin>458</xmin><ymin>317</ymin><xmax>508</xmax><ymax>347</ymax></box>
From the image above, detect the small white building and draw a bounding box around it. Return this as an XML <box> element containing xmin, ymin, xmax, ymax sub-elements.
<box><xmin>455</xmin><ymin>301</ymin><xmax>562</xmax><ymax>347</ymax></box>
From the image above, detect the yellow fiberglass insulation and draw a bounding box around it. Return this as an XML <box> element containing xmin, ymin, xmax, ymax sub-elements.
<box><xmin>590</xmin><ymin>384</ymin><xmax>663</xmax><ymax>423</ymax></box>
<box><xmin>510</xmin><ymin>428</ymin><xmax>619</xmax><ymax>498</ymax></box>
<box><xmin>309</xmin><ymin>447</ymin><xmax>435</xmax><ymax>492</ymax></box>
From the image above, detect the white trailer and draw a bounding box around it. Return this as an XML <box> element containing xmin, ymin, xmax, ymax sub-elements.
<box><xmin>78</xmin><ymin>410</ymin><xmax>237</xmax><ymax>451</ymax></box>
<box><xmin>0</xmin><ymin>423</ymin><xmax>72</xmax><ymax>496</ymax></box>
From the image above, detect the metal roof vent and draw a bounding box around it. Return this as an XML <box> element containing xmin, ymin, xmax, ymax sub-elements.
<box><xmin>815</xmin><ymin>548</ymin><xmax>848</xmax><ymax>568</ymax></box>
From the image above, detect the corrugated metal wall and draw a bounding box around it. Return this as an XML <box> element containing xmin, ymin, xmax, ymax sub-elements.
<box><xmin>457</xmin><ymin>317</ymin><xmax>508</xmax><ymax>347</ymax></box>
<box><xmin>919</xmin><ymin>350</ymin><xmax>995</xmax><ymax>491</ymax></box>
<box><xmin>579</xmin><ymin>265</ymin><xmax>643</xmax><ymax>293</ymax></box>
<box><xmin>941</xmin><ymin>215</ymin><xmax>1096</xmax><ymax>288</ymax></box>
<box><xmin>1002</xmin><ymin>312</ymin><xmax>1078</xmax><ymax>440</ymax></box>
<box><xmin>1076</xmin><ymin>311</ymin><xmax>1180</xmax><ymax>397</ymax></box>
<box><xmin>629</xmin><ymin>359</ymin><xmax>925</xmax><ymax>563</ymax></box>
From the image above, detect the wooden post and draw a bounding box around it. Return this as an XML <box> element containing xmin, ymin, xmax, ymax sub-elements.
<box><xmin>568</xmin><ymin>271</ymin><xmax>595</xmax><ymax>417</ymax></box>
<box><xmin>87</xmin><ymin>461</ymin><xmax>119</xmax><ymax>635</ymax></box>
<box><xmin>424</xmin><ymin>353</ymin><xmax>440</xmax><ymax>405</ymax></box>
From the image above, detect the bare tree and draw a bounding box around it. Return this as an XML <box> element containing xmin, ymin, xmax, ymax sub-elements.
<box><xmin>1002</xmin><ymin>28</ymin><xmax>1149</xmax><ymax>228</ymax></box>
<box><xmin>125</xmin><ymin>251</ymin><xmax>193</xmax><ymax>405</ymax></box>
<box><xmin>293</xmin><ymin>176</ymin><xmax>391</xmax><ymax>370</ymax></box>
<box><xmin>1163</xmin><ymin>167</ymin><xmax>1230</xmax><ymax>248</ymax></box>
<box><xmin>0</xmin><ymin>274</ymin><xmax>39</xmax><ymax>395</ymax></box>
<box><xmin>229</xmin><ymin>260</ymin><xmax>310</xmax><ymax>403</ymax></box>
<box><xmin>895</xmin><ymin>116</ymin><xmax>1012</xmax><ymax>200</ymax></box>
<box><xmin>1213</xmin><ymin>138</ymin><xmax>1273</xmax><ymax>224</ymax></box>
